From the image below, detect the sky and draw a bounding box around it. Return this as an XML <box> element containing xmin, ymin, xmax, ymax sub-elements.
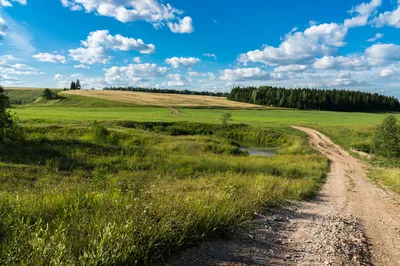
<box><xmin>1</xmin><ymin>0</ymin><xmax>400</xmax><ymax>98</ymax></box>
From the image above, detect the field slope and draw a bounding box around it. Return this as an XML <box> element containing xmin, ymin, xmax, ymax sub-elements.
<box><xmin>62</xmin><ymin>90</ymin><xmax>265</xmax><ymax>108</ymax></box>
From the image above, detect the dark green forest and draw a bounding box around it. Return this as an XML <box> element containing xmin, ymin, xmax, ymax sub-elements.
<box><xmin>228</xmin><ymin>86</ymin><xmax>400</xmax><ymax>112</ymax></box>
<box><xmin>103</xmin><ymin>87</ymin><xmax>228</xmax><ymax>97</ymax></box>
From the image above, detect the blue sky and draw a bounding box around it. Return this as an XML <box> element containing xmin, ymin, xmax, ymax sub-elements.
<box><xmin>1</xmin><ymin>0</ymin><xmax>400</xmax><ymax>98</ymax></box>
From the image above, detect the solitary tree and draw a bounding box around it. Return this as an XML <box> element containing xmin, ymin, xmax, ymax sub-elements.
<box><xmin>220</xmin><ymin>113</ymin><xmax>232</xmax><ymax>126</ymax></box>
<box><xmin>42</xmin><ymin>88</ymin><xmax>53</xmax><ymax>100</ymax></box>
<box><xmin>76</xmin><ymin>79</ymin><xmax>81</xmax><ymax>90</ymax></box>
<box><xmin>70</xmin><ymin>81</ymin><xmax>76</xmax><ymax>90</ymax></box>
<box><xmin>373</xmin><ymin>115</ymin><xmax>399</xmax><ymax>158</ymax></box>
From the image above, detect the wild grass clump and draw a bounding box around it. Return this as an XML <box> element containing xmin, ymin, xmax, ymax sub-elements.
<box><xmin>0</xmin><ymin>121</ymin><xmax>328</xmax><ymax>265</ymax></box>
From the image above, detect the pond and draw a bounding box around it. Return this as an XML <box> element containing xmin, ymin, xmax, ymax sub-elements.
<box><xmin>240</xmin><ymin>147</ymin><xmax>276</xmax><ymax>157</ymax></box>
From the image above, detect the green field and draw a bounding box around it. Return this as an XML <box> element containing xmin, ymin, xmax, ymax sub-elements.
<box><xmin>13</xmin><ymin>106</ymin><xmax>398</xmax><ymax>126</ymax></box>
<box><xmin>1</xmin><ymin>90</ymin><xmax>399</xmax><ymax>265</ymax></box>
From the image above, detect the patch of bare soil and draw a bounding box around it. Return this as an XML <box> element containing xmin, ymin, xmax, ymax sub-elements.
<box><xmin>164</xmin><ymin>127</ymin><xmax>400</xmax><ymax>266</ymax></box>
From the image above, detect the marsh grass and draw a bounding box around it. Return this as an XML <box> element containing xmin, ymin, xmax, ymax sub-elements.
<box><xmin>0</xmin><ymin>122</ymin><xmax>328</xmax><ymax>265</ymax></box>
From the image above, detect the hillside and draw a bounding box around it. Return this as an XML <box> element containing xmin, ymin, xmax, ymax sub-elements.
<box><xmin>63</xmin><ymin>90</ymin><xmax>265</xmax><ymax>109</ymax></box>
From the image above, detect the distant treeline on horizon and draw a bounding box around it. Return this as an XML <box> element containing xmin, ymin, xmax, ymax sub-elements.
<box><xmin>228</xmin><ymin>86</ymin><xmax>400</xmax><ymax>112</ymax></box>
<box><xmin>103</xmin><ymin>87</ymin><xmax>229</xmax><ymax>97</ymax></box>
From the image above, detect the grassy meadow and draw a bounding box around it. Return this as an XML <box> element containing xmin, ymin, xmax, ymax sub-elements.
<box><xmin>0</xmin><ymin>120</ymin><xmax>328</xmax><ymax>265</ymax></box>
<box><xmin>1</xmin><ymin>89</ymin><xmax>399</xmax><ymax>264</ymax></box>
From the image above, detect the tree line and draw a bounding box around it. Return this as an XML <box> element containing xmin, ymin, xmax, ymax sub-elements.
<box><xmin>103</xmin><ymin>87</ymin><xmax>228</xmax><ymax>97</ymax></box>
<box><xmin>63</xmin><ymin>79</ymin><xmax>81</xmax><ymax>91</ymax></box>
<box><xmin>228</xmin><ymin>86</ymin><xmax>400</xmax><ymax>112</ymax></box>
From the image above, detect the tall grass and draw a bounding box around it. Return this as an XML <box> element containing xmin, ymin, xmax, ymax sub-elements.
<box><xmin>0</xmin><ymin>122</ymin><xmax>328</xmax><ymax>265</ymax></box>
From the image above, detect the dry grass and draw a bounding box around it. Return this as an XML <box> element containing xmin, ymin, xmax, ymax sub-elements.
<box><xmin>63</xmin><ymin>90</ymin><xmax>265</xmax><ymax>108</ymax></box>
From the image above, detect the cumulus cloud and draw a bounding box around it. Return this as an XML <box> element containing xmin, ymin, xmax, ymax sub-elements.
<box><xmin>203</xmin><ymin>53</ymin><xmax>217</xmax><ymax>59</ymax></box>
<box><xmin>163</xmin><ymin>73</ymin><xmax>188</xmax><ymax>87</ymax></box>
<box><xmin>132</xmin><ymin>57</ymin><xmax>141</xmax><ymax>63</ymax></box>
<box><xmin>365</xmin><ymin>43</ymin><xmax>400</xmax><ymax>64</ymax></box>
<box><xmin>165</xmin><ymin>57</ymin><xmax>201</xmax><ymax>68</ymax></box>
<box><xmin>313</xmin><ymin>55</ymin><xmax>370</xmax><ymax>70</ymax></box>
<box><xmin>274</xmin><ymin>64</ymin><xmax>308</xmax><ymax>72</ymax></box>
<box><xmin>238</xmin><ymin>23</ymin><xmax>348</xmax><ymax>66</ymax></box>
<box><xmin>344</xmin><ymin>0</ymin><xmax>382</xmax><ymax>28</ymax></box>
<box><xmin>60</xmin><ymin>0</ymin><xmax>194</xmax><ymax>33</ymax></box>
<box><xmin>0</xmin><ymin>58</ymin><xmax>42</xmax><ymax>75</ymax></box>
<box><xmin>168</xmin><ymin>16</ymin><xmax>194</xmax><ymax>34</ymax></box>
<box><xmin>373</xmin><ymin>1</ymin><xmax>400</xmax><ymax>28</ymax></box>
<box><xmin>220</xmin><ymin>67</ymin><xmax>285</xmax><ymax>81</ymax></box>
<box><xmin>0</xmin><ymin>0</ymin><xmax>26</xmax><ymax>7</ymax></box>
<box><xmin>105</xmin><ymin>63</ymin><xmax>169</xmax><ymax>83</ymax></box>
<box><xmin>69</xmin><ymin>30</ymin><xmax>155</xmax><ymax>64</ymax></box>
<box><xmin>367</xmin><ymin>33</ymin><xmax>384</xmax><ymax>42</ymax></box>
<box><xmin>33</xmin><ymin>53</ymin><xmax>67</xmax><ymax>63</ymax></box>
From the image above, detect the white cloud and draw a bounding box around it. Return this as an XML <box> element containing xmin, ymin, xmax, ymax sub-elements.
<box><xmin>188</xmin><ymin>71</ymin><xmax>216</xmax><ymax>80</ymax></box>
<box><xmin>0</xmin><ymin>58</ymin><xmax>42</xmax><ymax>75</ymax></box>
<box><xmin>165</xmin><ymin>57</ymin><xmax>201</xmax><ymax>68</ymax></box>
<box><xmin>54</xmin><ymin>74</ymin><xmax>66</xmax><ymax>80</ymax></box>
<box><xmin>69</xmin><ymin>30</ymin><xmax>155</xmax><ymax>65</ymax></box>
<box><xmin>82</xmin><ymin>30</ymin><xmax>155</xmax><ymax>53</ymax></box>
<box><xmin>238</xmin><ymin>23</ymin><xmax>348</xmax><ymax>66</ymax></box>
<box><xmin>373</xmin><ymin>2</ymin><xmax>400</xmax><ymax>28</ymax></box>
<box><xmin>105</xmin><ymin>63</ymin><xmax>169</xmax><ymax>83</ymax></box>
<box><xmin>132</xmin><ymin>57</ymin><xmax>141</xmax><ymax>63</ymax></box>
<box><xmin>33</xmin><ymin>53</ymin><xmax>67</xmax><ymax>63</ymax></box>
<box><xmin>74</xmin><ymin>64</ymin><xmax>90</xmax><ymax>69</ymax></box>
<box><xmin>313</xmin><ymin>55</ymin><xmax>369</xmax><ymax>70</ymax></box>
<box><xmin>220</xmin><ymin>67</ymin><xmax>285</xmax><ymax>81</ymax></box>
<box><xmin>367</xmin><ymin>33</ymin><xmax>384</xmax><ymax>42</ymax></box>
<box><xmin>61</xmin><ymin>0</ymin><xmax>194</xmax><ymax>34</ymax></box>
<box><xmin>344</xmin><ymin>0</ymin><xmax>382</xmax><ymax>28</ymax></box>
<box><xmin>0</xmin><ymin>74</ymin><xmax>21</xmax><ymax>85</ymax></box>
<box><xmin>274</xmin><ymin>64</ymin><xmax>308</xmax><ymax>72</ymax></box>
<box><xmin>163</xmin><ymin>73</ymin><xmax>188</xmax><ymax>87</ymax></box>
<box><xmin>168</xmin><ymin>16</ymin><xmax>194</xmax><ymax>34</ymax></box>
<box><xmin>0</xmin><ymin>0</ymin><xmax>26</xmax><ymax>7</ymax></box>
<box><xmin>365</xmin><ymin>43</ymin><xmax>400</xmax><ymax>63</ymax></box>
<box><xmin>0</xmin><ymin>17</ymin><xmax>7</xmax><ymax>39</ymax></box>
<box><xmin>380</xmin><ymin>68</ymin><xmax>396</xmax><ymax>78</ymax></box>
<box><xmin>203</xmin><ymin>53</ymin><xmax>217</xmax><ymax>59</ymax></box>
<box><xmin>69</xmin><ymin>46</ymin><xmax>110</xmax><ymax>65</ymax></box>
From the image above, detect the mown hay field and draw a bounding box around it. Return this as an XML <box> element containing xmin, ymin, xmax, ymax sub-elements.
<box><xmin>62</xmin><ymin>90</ymin><xmax>265</xmax><ymax>108</ymax></box>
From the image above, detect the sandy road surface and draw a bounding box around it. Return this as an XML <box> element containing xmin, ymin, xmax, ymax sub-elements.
<box><xmin>166</xmin><ymin>127</ymin><xmax>400</xmax><ymax>265</ymax></box>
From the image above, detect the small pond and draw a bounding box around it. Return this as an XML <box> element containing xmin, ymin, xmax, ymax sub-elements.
<box><xmin>240</xmin><ymin>147</ymin><xmax>276</xmax><ymax>157</ymax></box>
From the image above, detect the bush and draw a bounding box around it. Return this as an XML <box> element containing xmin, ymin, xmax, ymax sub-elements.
<box><xmin>92</xmin><ymin>122</ymin><xmax>121</xmax><ymax>145</ymax></box>
<box><xmin>373</xmin><ymin>115</ymin><xmax>399</xmax><ymax>158</ymax></box>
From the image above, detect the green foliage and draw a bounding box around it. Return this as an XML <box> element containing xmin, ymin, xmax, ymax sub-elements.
<box><xmin>42</xmin><ymin>88</ymin><xmax>53</xmax><ymax>100</ymax></box>
<box><xmin>92</xmin><ymin>122</ymin><xmax>121</xmax><ymax>145</ymax></box>
<box><xmin>0</xmin><ymin>121</ymin><xmax>328</xmax><ymax>265</ymax></box>
<box><xmin>220</xmin><ymin>112</ymin><xmax>232</xmax><ymax>126</ymax></box>
<box><xmin>229</xmin><ymin>86</ymin><xmax>400</xmax><ymax>112</ymax></box>
<box><xmin>373</xmin><ymin>115</ymin><xmax>399</xmax><ymax>158</ymax></box>
<box><xmin>0</xmin><ymin>88</ymin><xmax>24</xmax><ymax>145</ymax></box>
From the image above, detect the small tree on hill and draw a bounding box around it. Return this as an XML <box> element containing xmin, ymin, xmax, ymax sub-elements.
<box><xmin>42</xmin><ymin>88</ymin><xmax>53</xmax><ymax>100</ymax></box>
<box><xmin>76</xmin><ymin>79</ymin><xmax>81</xmax><ymax>90</ymax></box>
<box><xmin>70</xmin><ymin>81</ymin><xmax>76</xmax><ymax>90</ymax></box>
<box><xmin>373</xmin><ymin>115</ymin><xmax>399</xmax><ymax>158</ymax></box>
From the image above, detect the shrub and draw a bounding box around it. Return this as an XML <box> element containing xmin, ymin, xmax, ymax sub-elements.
<box><xmin>373</xmin><ymin>115</ymin><xmax>399</xmax><ymax>158</ymax></box>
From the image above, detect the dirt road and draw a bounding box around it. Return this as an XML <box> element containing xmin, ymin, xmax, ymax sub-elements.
<box><xmin>167</xmin><ymin>127</ymin><xmax>400</xmax><ymax>265</ymax></box>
